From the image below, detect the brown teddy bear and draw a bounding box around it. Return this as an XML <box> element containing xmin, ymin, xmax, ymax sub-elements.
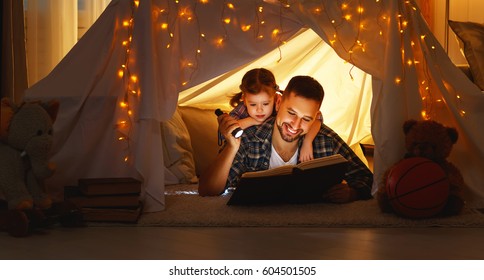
<box><xmin>377</xmin><ymin>119</ymin><xmax>466</xmax><ymax>217</ymax></box>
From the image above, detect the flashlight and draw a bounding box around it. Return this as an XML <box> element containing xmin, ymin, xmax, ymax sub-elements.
<box><xmin>215</xmin><ymin>108</ymin><xmax>244</xmax><ymax>138</ymax></box>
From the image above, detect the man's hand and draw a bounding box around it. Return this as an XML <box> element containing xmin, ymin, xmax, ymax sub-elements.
<box><xmin>217</xmin><ymin>113</ymin><xmax>241</xmax><ymax>149</ymax></box>
<box><xmin>323</xmin><ymin>182</ymin><xmax>358</xmax><ymax>203</ymax></box>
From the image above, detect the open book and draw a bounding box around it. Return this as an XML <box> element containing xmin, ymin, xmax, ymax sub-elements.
<box><xmin>227</xmin><ymin>154</ymin><xmax>348</xmax><ymax>205</ymax></box>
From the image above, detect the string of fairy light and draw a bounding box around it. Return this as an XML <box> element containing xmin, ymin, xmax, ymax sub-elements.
<box><xmin>115</xmin><ymin>0</ymin><xmax>466</xmax><ymax>163</ymax></box>
<box><xmin>116</xmin><ymin>0</ymin><xmax>140</xmax><ymax>163</ymax></box>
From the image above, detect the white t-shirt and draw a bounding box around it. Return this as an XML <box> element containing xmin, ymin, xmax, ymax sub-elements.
<box><xmin>269</xmin><ymin>144</ymin><xmax>298</xmax><ymax>169</ymax></box>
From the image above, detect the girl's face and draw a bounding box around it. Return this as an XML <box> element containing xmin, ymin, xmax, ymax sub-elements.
<box><xmin>243</xmin><ymin>91</ymin><xmax>275</xmax><ymax>122</ymax></box>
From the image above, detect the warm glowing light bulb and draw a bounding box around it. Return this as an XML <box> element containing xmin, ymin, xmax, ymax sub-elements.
<box><xmin>123</xmin><ymin>20</ymin><xmax>130</xmax><ymax>27</ymax></box>
<box><xmin>395</xmin><ymin>77</ymin><xmax>401</xmax><ymax>84</ymax></box>
<box><xmin>272</xmin><ymin>29</ymin><xmax>280</xmax><ymax>38</ymax></box>
<box><xmin>120</xmin><ymin>101</ymin><xmax>128</xmax><ymax>108</ymax></box>
<box><xmin>258</xmin><ymin>6</ymin><xmax>263</xmax><ymax>12</ymax></box>
<box><xmin>134</xmin><ymin>1</ymin><xmax>139</xmax><ymax>8</ymax></box>
<box><xmin>161</xmin><ymin>23</ymin><xmax>168</xmax><ymax>29</ymax></box>
<box><xmin>119</xmin><ymin>120</ymin><xmax>127</xmax><ymax>127</ymax></box>
<box><xmin>130</xmin><ymin>75</ymin><xmax>138</xmax><ymax>82</ymax></box>
<box><xmin>118</xmin><ymin>70</ymin><xmax>124</xmax><ymax>78</ymax></box>
<box><xmin>215</xmin><ymin>37</ymin><xmax>224</xmax><ymax>47</ymax></box>
<box><xmin>344</xmin><ymin>14</ymin><xmax>352</xmax><ymax>21</ymax></box>
<box><xmin>227</xmin><ymin>3</ymin><xmax>234</xmax><ymax>9</ymax></box>
<box><xmin>241</xmin><ymin>25</ymin><xmax>251</xmax><ymax>31</ymax></box>
<box><xmin>223</xmin><ymin>18</ymin><xmax>231</xmax><ymax>24</ymax></box>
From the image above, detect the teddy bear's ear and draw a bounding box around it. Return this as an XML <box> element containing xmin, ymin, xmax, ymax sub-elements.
<box><xmin>447</xmin><ymin>127</ymin><xmax>458</xmax><ymax>144</ymax></box>
<box><xmin>41</xmin><ymin>100</ymin><xmax>60</xmax><ymax>123</ymax></box>
<box><xmin>403</xmin><ymin>119</ymin><xmax>418</xmax><ymax>135</ymax></box>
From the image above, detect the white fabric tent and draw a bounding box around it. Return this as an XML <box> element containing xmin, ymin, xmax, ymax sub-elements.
<box><xmin>24</xmin><ymin>0</ymin><xmax>484</xmax><ymax>212</ymax></box>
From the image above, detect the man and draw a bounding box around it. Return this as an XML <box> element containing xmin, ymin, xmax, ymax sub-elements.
<box><xmin>199</xmin><ymin>76</ymin><xmax>373</xmax><ymax>203</ymax></box>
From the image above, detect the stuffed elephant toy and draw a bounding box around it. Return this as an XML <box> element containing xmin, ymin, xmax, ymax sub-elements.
<box><xmin>0</xmin><ymin>98</ymin><xmax>59</xmax><ymax>210</ymax></box>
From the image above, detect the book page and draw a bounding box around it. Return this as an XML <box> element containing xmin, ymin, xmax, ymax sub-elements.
<box><xmin>240</xmin><ymin>154</ymin><xmax>347</xmax><ymax>178</ymax></box>
<box><xmin>241</xmin><ymin>164</ymin><xmax>293</xmax><ymax>178</ymax></box>
<box><xmin>295</xmin><ymin>154</ymin><xmax>347</xmax><ymax>170</ymax></box>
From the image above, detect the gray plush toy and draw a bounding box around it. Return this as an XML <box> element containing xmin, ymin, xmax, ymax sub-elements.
<box><xmin>0</xmin><ymin>97</ymin><xmax>59</xmax><ymax>210</ymax></box>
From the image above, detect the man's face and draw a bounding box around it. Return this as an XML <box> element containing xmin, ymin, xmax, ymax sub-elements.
<box><xmin>275</xmin><ymin>92</ymin><xmax>320</xmax><ymax>142</ymax></box>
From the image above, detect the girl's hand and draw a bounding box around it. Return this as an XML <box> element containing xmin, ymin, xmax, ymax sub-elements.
<box><xmin>299</xmin><ymin>142</ymin><xmax>314</xmax><ymax>162</ymax></box>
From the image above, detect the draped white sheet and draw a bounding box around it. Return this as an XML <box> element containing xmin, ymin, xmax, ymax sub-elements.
<box><xmin>24</xmin><ymin>0</ymin><xmax>484</xmax><ymax>212</ymax></box>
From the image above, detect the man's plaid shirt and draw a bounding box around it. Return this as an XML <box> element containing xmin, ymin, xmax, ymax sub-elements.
<box><xmin>224</xmin><ymin>117</ymin><xmax>373</xmax><ymax>199</ymax></box>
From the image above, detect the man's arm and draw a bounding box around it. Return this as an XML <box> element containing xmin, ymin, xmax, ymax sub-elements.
<box><xmin>313</xmin><ymin>126</ymin><xmax>373</xmax><ymax>202</ymax></box>
<box><xmin>198</xmin><ymin>114</ymin><xmax>241</xmax><ymax>196</ymax></box>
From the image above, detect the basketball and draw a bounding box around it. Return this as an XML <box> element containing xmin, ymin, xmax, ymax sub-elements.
<box><xmin>385</xmin><ymin>157</ymin><xmax>450</xmax><ymax>219</ymax></box>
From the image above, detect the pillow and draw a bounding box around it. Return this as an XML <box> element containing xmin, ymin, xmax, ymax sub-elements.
<box><xmin>448</xmin><ymin>20</ymin><xmax>484</xmax><ymax>90</ymax></box>
<box><xmin>160</xmin><ymin>107</ymin><xmax>198</xmax><ymax>184</ymax></box>
<box><xmin>178</xmin><ymin>106</ymin><xmax>220</xmax><ymax>176</ymax></box>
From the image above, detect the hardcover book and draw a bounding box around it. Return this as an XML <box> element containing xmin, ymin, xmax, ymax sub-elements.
<box><xmin>81</xmin><ymin>203</ymin><xmax>143</xmax><ymax>223</ymax></box>
<box><xmin>227</xmin><ymin>154</ymin><xmax>348</xmax><ymax>205</ymax></box>
<box><xmin>64</xmin><ymin>186</ymin><xmax>140</xmax><ymax>208</ymax></box>
<box><xmin>78</xmin><ymin>177</ymin><xmax>142</xmax><ymax>196</ymax></box>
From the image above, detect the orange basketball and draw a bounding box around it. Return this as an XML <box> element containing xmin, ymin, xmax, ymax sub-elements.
<box><xmin>385</xmin><ymin>157</ymin><xmax>450</xmax><ymax>219</ymax></box>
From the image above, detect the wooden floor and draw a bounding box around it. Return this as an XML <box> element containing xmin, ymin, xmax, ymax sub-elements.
<box><xmin>1</xmin><ymin>226</ymin><xmax>484</xmax><ymax>260</ymax></box>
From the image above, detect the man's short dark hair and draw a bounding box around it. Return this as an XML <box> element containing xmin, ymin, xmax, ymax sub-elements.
<box><xmin>283</xmin><ymin>76</ymin><xmax>324</xmax><ymax>105</ymax></box>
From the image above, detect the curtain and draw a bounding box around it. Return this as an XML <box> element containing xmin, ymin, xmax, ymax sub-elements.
<box><xmin>1</xmin><ymin>0</ymin><xmax>28</xmax><ymax>103</ymax></box>
<box><xmin>24</xmin><ymin>0</ymin><xmax>111</xmax><ymax>86</ymax></box>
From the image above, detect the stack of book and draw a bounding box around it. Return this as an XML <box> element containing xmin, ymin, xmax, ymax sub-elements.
<box><xmin>64</xmin><ymin>177</ymin><xmax>143</xmax><ymax>223</ymax></box>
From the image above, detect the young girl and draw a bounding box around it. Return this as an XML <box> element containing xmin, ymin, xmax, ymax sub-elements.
<box><xmin>228</xmin><ymin>68</ymin><xmax>322</xmax><ymax>162</ymax></box>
